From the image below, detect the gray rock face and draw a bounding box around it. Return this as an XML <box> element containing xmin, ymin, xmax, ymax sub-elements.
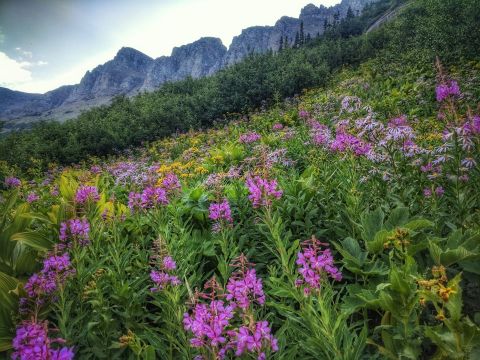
<box><xmin>142</xmin><ymin>37</ymin><xmax>227</xmax><ymax>91</ymax></box>
<box><xmin>225</xmin><ymin>0</ymin><xmax>379</xmax><ymax>65</ymax></box>
<box><xmin>0</xmin><ymin>0</ymin><xmax>379</xmax><ymax>131</ymax></box>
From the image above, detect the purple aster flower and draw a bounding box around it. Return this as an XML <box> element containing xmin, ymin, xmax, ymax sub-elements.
<box><xmin>341</xmin><ymin>96</ymin><xmax>362</xmax><ymax>113</ymax></box>
<box><xmin>90</xmin><ymin>165</ymin><xmax>102</xmax><ymax>174</ymax></box>
<box><xmin>461</xmin><ymin>157</ymin><xmax>476</xmax><ymax>169</ymax></box>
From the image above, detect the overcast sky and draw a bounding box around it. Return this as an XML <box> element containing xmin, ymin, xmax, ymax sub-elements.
<box><xmin>0</xmin><ymin>0</ymin><xmax>339</xmax><ymax>93</ymax></box>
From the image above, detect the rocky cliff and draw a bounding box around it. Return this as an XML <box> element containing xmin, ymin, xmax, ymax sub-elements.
<box><xmin>0</xmin><ymin>0</ymin><xmax>378</xmax><ymax>131</ymax></box>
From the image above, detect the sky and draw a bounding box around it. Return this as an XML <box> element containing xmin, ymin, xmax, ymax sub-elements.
<box><xmin>0</xmin><ymin>0</ymin><xmax>339</xmax><ymax>94</ymax></box>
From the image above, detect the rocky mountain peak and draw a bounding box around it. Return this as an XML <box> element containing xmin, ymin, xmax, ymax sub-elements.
<box><xmin>1</xmin><ymin>0</ymin><xmax>380</xmax><ymax>131</ymax></box>
<box><xmin>114</xmin><ymin>47</ymin><xmax>153</xmax><ymax>67</ymax></box>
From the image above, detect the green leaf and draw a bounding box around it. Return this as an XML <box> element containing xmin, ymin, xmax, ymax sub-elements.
<box><xmin>404</xmin><ymin>219</ymin><xmax>434</xmax><ymax>231</ymax></box>
<box><xmin>10</xmin><ymin>232</ymin><xmax>52</xmax><ymax>252</ymax></box>
<box><xmin>366</xmin><ymin>229</ymin><xmax>389</xmax><ymax>254</ymax></box>
<box><xmin>385</xmin><ymin>207</ymin><xmax>409</xmax><ymax>229</ymax></box>
<box><xmin>361</xmin><ymin>207</ymin><xmax>384</xmax><ymax>241</ymax></box>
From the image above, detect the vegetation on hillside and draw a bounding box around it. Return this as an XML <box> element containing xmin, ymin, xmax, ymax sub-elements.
<box><xmin>1</xmin><ymin>0</ymin><xmax>479</xmax><ymax>170</ymax></box>
<box><xmin>0</xmin><ymin>0</ymin><xmax>479</xmax><ymax>359</ymax></box>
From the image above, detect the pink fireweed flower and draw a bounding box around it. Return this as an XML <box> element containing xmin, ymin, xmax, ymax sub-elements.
<box><xmin>140</xmin><ymin>186</ymin><xmax>168</xmax><ymax>209</ymax></box>
<box><xmin>150</xmin><ymin>255</ymin><xmax>180</xmax><ymax>292</ymax></box>
<box><xmin>150</xmin><ymin>270</ymin><xmax>180</xmax><ymax>292</ymax></box>
<box><xmin>163</xmin><ymin>256</ymin><xmax>177</xmax><ymax>271</ymax></box>
<box><xmin>423</xmin><ymin>188</ymin><xmax>432</xmax><ymax>198</ymax></box>
<box><xmin>183</xmin><ymin>300</ymin><xmax>235</xmax><ymax>349</ymax></box>
<box><xmin>296</xmin><ymin>237</ymin><xmax>342</xmax><ymax>295</ymax></box>
<box><xmin>26</xmin><ymin>192</ymin><xmax>39</xmax><ymax>203</ymax></box>
<box><xmin>209</xmin><ymin>199</ymin><xmax>233</xmax><ymax>231</ymax></box>
<box><xmin>5</xmin><ymin>176</ymin><xmax>21</xmax><ymax>188</ymax></box>
<box><xmin>59</xmin><ymin>218</ymin><xmax>90</xmax><ymax>248</ymax></box>
<box><xmin>226</xmin><ymin>268</ymin><xmax>265</xmax><ymax>310</ymax></box>
<box><xmin>128</xmin><ymin>191</ymin><xmax>142</xmax><ymax>213</ymax></box>
<box><xmin>245</xmin><ymin>176</ymin><xmax>282</xmax><ymax>208</ymax></box>
<box><xmin>471</xmin><ymin>115</ymin><xmax>480</xmax><ymax>134</ymax></box>
<box><xmin>24</xmin><ymin>253</ymin><xmax>76</xmax><ymax>300</ymax></box>
<box><xmin>239</xmin><ymin>132</ymin><xmax>262</xmax><ymax>144</ymax></box>
<box><xmin>272</xmin><ymin>123</ymin><xmax>283</xmax><ymax>131</ymax></box>
<box><xmin>298</xmin><ymin>110</ymin><xmax>309</xmax><ymax>119</ymax></box>
<box><xmin>330</xmin><ymin>132</ymin><xmax>372</xmax><ymax>157</ymax></box>
<box><xmin>435</xmin><ymin>186</ymin><xmax>445</xmax><ymax>197</ymax></box>
<box><xmin>436</xmin><ymin>80</ymin><xmax>461</xmax><ymax>102</ymax></box>
<box><xmin>75</xmin><ymin>185</ymin><xmax>100</xmax><ymax>204</ymax></box>
<box><xmin>12</xmin><ymin>321</ymin><xmax>74</xmax><ymax>360</ymax></box>
<box><xmin>234</xmin><ymin>321</ymin><xmax>278</xmax><ymax>358</ymax></box>
<box><xmin>162</xmin><ymin>173</ymin><xmax>181</xmax><ymax>193</ymax></box>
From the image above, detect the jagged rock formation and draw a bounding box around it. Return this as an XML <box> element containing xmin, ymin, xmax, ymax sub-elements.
<box><xmin>0</xmin><ymin>0</ymin><xmax>378</xmax><ymax>131</ymax></box>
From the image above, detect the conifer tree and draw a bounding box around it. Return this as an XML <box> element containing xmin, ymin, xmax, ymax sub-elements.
<box><xmin>300</xmin><ymin>21</ymin><xmax>305</xmax><ymax>45</ymax></box>
<box><xmin>346</xmin><ymin>6</ymin><xmax>355</xmax><ymax>20</ymax></box>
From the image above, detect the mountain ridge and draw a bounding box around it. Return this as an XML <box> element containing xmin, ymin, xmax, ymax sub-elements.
<box><xmin>0</xmin><ymin>0</ymin><xmax>378</xmax><ymax>131</ymax></box>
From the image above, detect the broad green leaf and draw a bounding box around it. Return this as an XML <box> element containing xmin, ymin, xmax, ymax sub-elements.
<box><xmin>361</xmin><ymin>207</ymin><xmax>384</xmax><ymax>242</ymax></box>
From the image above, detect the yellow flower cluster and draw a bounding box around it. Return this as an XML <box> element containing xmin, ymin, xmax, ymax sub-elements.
<box><xmin>156</xmin><ymin>160</ymin><xmax>209</xmax><ymax>185</ymax></box>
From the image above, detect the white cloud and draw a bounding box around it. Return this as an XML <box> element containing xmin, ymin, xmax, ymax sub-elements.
<box><xmin>15</xmin><ymin>47</ymin><xmax>33</xmax><ymax>59</ymax></box>
<box><xmin>22</xmin><ymin>60</ymin><xmax>49</xmax><ymax>68</ymax></box>
<box><xmin>7</xmin><ymin>49</ymin><xmax>116</xmax><ymax>93</ymax></box>
<box><xmin>0</xmin><ymin>51</ymin><xmax>32</xmax><ymax>88</ymax></box>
